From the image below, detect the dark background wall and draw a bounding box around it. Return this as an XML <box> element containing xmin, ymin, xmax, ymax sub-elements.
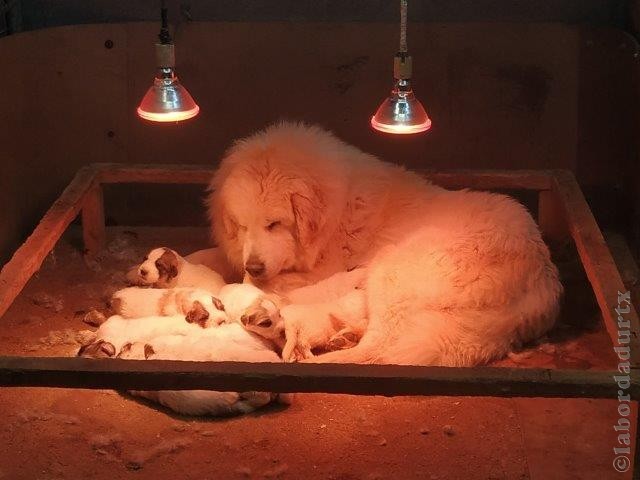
<box><xmin>8</xmin><ymin>0</ymin><xmax>632</xmax><ymax>28</ymax></box>
<box><xmin>1</xmin><ymin>0</ymin><xmax>639</xmax><ymax>267</ymax></box>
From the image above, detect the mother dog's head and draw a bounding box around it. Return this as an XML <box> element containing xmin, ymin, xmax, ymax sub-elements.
<box><xmin>207</xmin><ymin>122</ymin><xmax>353</xmax><ymax>282</ymax></box>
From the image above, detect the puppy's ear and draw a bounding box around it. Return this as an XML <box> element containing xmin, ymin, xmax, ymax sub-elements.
<box><xmin>212</xmin><ymin>296</ymin><xmax>225</xmax><ymax>311</ymax></box>
<box><xmin>185</xmin><ymin>300</ymin><xmax>210</xmax><ymax>328</ymax></box>
<box><xmin>291</xmin><ymin>183</ymin><xmax>326</xmax><ymax>249</ymax></box>
<box><xmin>240</xmin><ymin>313</ymin><xmax>254</xmax><ymax>326</ymax></box>
<box><xmin>144</xmin><ymin>344</ymin><xmax>156</xmax><ymax>359</ymax></box>
<box><xmin>155</xmin><ymin>248</ymin><xmax>179</xmax><ymax>286</ymax></box>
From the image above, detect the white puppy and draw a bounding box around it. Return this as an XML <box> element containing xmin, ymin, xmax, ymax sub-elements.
<box><xmin>80</xmin><ymin>322</ymin><xmax>288</xmax><ymax>416</ymax></box>
<box><xmin>242</xmin><ymin>289</ymin><xmax>368</xmax><ymax>362</ymax></box>
<box><xmin>78</xmin><ymin>314</ymin><xmax>202</xmax><ymax>354</ymax></box>
<box><xmin>217</xmin><ymin>283</ymin><xmax>281</xmax><ymax>324</ymax></box>
<box><xmin>131</xmin><ymin>247</ymin><xmax>226</xmax><ymax>294</ymax></box>
<box><xmin>111</xmin><ymin>287</ymin><xmax>228</xmax><ymax>327</ymax></box>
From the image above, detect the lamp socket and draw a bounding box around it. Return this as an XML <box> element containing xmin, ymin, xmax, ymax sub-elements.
<box><xmin>393</xmin><ymin>54</ymin><xmax>412</xmax><ymax>80</ymax></box>
<box><xmin>155</xmin><ymin>43</ymin><xmax>176</xmax><ymax>68</ymax></box>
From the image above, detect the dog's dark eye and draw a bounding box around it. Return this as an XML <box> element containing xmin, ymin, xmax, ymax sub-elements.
<box><xmin>257</xmin><ymin>319</ymin><xmax>273</xmax><ymax>328</ymax></box>
<box><xmin>266</xmin><ymin>221</ymin><xmax>281</xmax><ymax>231</ymax></box>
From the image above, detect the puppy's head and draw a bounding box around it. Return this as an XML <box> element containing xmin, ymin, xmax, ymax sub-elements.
<box><xmin>183</xmin><ymin>294</ymin><xmax>228</xmax><ymax>328</ymax></box>
<box><xmin>240</xmin><ymin>297</ymin><xmax>284</xmax><ymax>342</ymax></box>
<box><xmin>137</xmin><ymin>247</ymin><xmax>182</xmax><ymax>287</ymax></box>
<box><xmin>208</xmin><ymin>122</ymin><xmax>349</xmax><ymax>282</ymax></box>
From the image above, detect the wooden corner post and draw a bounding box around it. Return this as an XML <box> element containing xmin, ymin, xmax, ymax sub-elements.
<box><xmin>81</xmin><ymin>182</ymin><xmax>106</xmax><ymax>257</ymax></box>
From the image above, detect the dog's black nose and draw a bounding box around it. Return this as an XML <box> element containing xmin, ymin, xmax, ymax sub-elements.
<box><xmin>245</xmin><ymin>260</ymin><xmax>265</xmax><ymax>278</ymax></box>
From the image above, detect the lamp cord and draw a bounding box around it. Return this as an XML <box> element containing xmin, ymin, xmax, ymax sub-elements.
<box><xmin>158</xmin><ymin>0</ymin><xmax>172</xmax><ymax>44</ymax></box>
<box><xmin>399</xmin><ymin>0</ymin><xmax>408</xmax><ymax>54</ymax></box>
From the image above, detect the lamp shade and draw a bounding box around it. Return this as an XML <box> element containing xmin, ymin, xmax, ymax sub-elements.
<box><xmin>371</xmin><ymin>79</ymin><xmax>431</xmax><ymax>135</ymax></box>
<box><xmin>137</xmin><ymin>71</ymin><xmax>200</xmax><ymax>122</ymax></box>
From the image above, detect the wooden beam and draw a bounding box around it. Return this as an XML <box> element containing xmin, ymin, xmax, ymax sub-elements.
<box><xmin>91</xmin><ymin>163</ymin><xmax>553</xmax><ymax>191</ymax></box>
<box><xmin>420</xmin><ymin>169</ymin><xmax>553</xmax><ymax>191</ymax></box>
<box><xmin>0</xmin><ymin>166</ymin><xmax>98</xmax><ymax>320</ymax></box>
<box><xmin>81</xmin><ymin>183</ymin><xmax>106</xmax><ymax>257</ymax></box>
<box><xmin>93</xmin><ymin>163</ymin><xmax>213</xmax><ymax>185</ymax></box>
<box><xmin>552</xmin><ymin>170</ymin><xmax>640</xmax><ymax>366</ymax></box>
<box><xmin>0</xmin><ymin>355</ymin><xmax>634</xmax><ymax>399</ymax></box>
<box><xmin>538</xmin><ymin>189</ymin><xmax>570</xmax><ymax>244</ymax></box>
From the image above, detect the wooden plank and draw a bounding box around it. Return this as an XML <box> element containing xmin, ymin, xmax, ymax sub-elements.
<box><xmin>421</xmin><ymin>169</ymin><xmax>553</xmax><ymax>191</ymax></box>
<box><xmin>92</xmin><ymin>163</ymin><xmax>553</xmax><ymax>190</ymax></box>
<box><xmin>0</xmin><ymin>166</ymin><xmax>98</xmax><ymax>320</ymax></box>
<box><xmin>94</xmin><ymin>163</ymin><xmax>213</xmax><ymax>185</ymax></box>
<box><xmin>538</xmin><ymin>189</ymin><xmax>570</xmax><ymax>244</ymax></box>
<box><xmin>81</xmin><ymin>184</ymin><xmax>106</xmax><ymax>257</ymax></box>
<box><xmin>552</xmin><ymin>169</ymin><xmax>640</xmax><ymax>366</ymax></box>
<box><xmin>0</xmin><ymin>355</ymin><xmax>634</xmax><ymax>399</ymax></box>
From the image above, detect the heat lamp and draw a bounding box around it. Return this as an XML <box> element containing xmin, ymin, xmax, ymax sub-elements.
<box><xmin>371</xmin><ymin>0</ymin><xmax>431</xmax><ymax>134</ymax></box>
<box><xmin>137</xmin><ymin>0</ymin><xmax>200</xmax><ymax>122</ymax></box>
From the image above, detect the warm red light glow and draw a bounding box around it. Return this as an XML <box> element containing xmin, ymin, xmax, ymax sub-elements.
<box><xmin>137</xmin><ymin>105</ymin><xmax>200</xmax><ymax>122</ymax></box>
<box><xmin>370</xmin><ymin>116</ymin><xmax>432</xmax><ymax>134</ymax></box>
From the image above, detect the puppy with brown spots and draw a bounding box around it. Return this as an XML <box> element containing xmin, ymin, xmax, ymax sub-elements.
<box><xmin>132</xmin><ymin>247</ymin><xmax>226</xmax><ymax>294</ymax></box>
<box><xmin>111</xmin><ymin>287</ymin><xmax>228</xmax><ymax>327</ymax></box>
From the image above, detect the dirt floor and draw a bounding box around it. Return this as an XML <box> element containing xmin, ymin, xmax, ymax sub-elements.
<box><xmin>0</xmin><ymin>226</ymin><xmax>635</xmax><ymax>480</ymax></box>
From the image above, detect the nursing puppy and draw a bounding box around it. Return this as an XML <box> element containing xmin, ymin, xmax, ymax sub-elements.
<box><xmin>242</xmin><ymin>289</ymin><xmax>368</xmax><ymax>362</ymax></box>
<box><xmin>217</xmin><ymin>282</ymin><xmax>282</xmax><ymax>325</ymax></box>
<box><xmin>207</xmin><ymin>122</ymin><xmax>563</xmax><ymax>366</ymax></box>
<box><xmin>111</xmin><ymin>287</ymin><xmax>228</xmax><ymax>327</ymax></box>
<box><xmin>132</xmin><ymin>247</ymin><xmax>226</xmax><ymax>294</ymax></box>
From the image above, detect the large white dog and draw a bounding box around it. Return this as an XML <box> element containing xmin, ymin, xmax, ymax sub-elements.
<box><xmin>207</xmin><ymin>122</ymin><xmax>563</xmax><ymax>366</ymax></box>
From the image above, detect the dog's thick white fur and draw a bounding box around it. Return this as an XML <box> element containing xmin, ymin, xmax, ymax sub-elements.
<box><xmin>184</xmin><ymin>247</ymin><xmax>237</xmax><ymax>283</ymax></box>
<box><xmin>207</xmin><ymin>122</ymin><xmax>563</xmax><ymax>366</ymax></box>
<box><xmin>133</xmin><ymin>247</ymin><xmax>226</xmax><ymax>294</ymax></box>
<box><xmin>285</xmin><ymin>267</ymin><xmax>367</xmax><ymax>304</ymax></box>
<box><xmin>243</xmin><ymin>289</ymin><xmax>368</xmax><ymax>362</ymax></box>
<box><xmin>111</xmin><ymin>287</ymin><xmax>228</xmax><ymax>327</ymax></box>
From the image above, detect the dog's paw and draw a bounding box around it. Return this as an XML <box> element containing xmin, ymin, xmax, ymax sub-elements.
<box><xmin>117</xmin><ymin>342</ymin><xmax>155</xmax><ymax>360</ymax></box>
<box><xmin>327</xmin><ymin>328</ymin><xmax>359</xmax><ymax>351</ymax></box>
<box><xmin>78</xmin><ymin>340</ymin><xmax>116</xmax><ymax>358</ymax></box>
<box><xmin>282</xmin><ymin>342</ymin><xmax>312</xmax><ymax>363</ymax></box>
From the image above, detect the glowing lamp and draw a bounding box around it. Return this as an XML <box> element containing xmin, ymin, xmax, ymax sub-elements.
<box><xmin>137</xmin><ymin>1</ymin><xmax>199</xmax><ymax>123</ymax></box>
<box><xmin>371</xmin><ymin>0</ymin><xmax>431</xmax><ymax>135</ymax></box>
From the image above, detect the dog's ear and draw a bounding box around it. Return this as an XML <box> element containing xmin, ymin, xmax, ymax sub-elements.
<box><xmin>185</xmin><ymin>300</ymin><xmax>210</xmax><ymax>328</ymax></box>
<box><xmin>221</xmin><ymin>208</ymin><xmax>239</xmax><ymax>240</ymax></box>
<box><xmin>209</xmin><ymin>187</ymin><xmax>238</xmax><ymax>241</ymax></box>
<box><xmin>291</xmin><ymin>183</ymin><xmax>326</xmax><ymax>251</ymax></box>
<box><xmin>155</xmin><ymin>248</ymin><xmax>179</xmax><ymax>286</ymax></box>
